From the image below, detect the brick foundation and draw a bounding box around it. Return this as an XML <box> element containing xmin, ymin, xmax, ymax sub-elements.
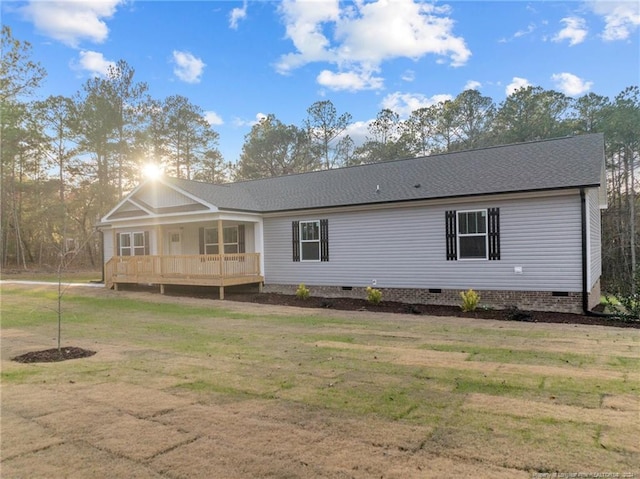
<box><xmin>263</xmin><ymin>283</ymin><xmax>597</xmax><ymax>314</ymax></box>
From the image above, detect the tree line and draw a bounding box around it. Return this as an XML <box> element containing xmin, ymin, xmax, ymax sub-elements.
<box><xmin>1</xmin><ymin>26</ymin><xmax>637</xmax><ymax>298</ymax></box>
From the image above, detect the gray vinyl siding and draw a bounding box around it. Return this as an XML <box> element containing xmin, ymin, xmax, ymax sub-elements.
<box><xmin>103</xmin><ymin>229</ymin><xmax>114</xmax><ymax>262</ymax></box>
<box><xmin>263</xmin><ymin>193</ymin><xmax>583</xmax><ymax>292</ymax></box>
<box><xmin>587</xmin><ymin>187</ymin><xmax>602</xmax><ymax>289</ymax></box>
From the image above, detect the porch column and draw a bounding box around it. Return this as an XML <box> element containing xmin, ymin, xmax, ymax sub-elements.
<box><xmin>157</xmin><ymin>225</ymin><xmax>163</xmax><ymax>255</ymax></box>
<box><xmin>156</xmin><ymin>225</ymin><xmax>163</xmax><ymax>278</ymax></box>
<box><xmin>217</xmin><ymin>219</ymin><xmax>225</xmax><ymax>300</ymax></box>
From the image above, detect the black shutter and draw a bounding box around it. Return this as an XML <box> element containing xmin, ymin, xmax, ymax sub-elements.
<box><xmin>445</xmin><ymin>210</ymin><xmax>457</xmax><ymax>261</ymax></box>
<box><xmin>292</xmin><ymin>221</ymin><xmax>300</xmax><ymax>262</ymax></box>
<box><xmin>199</xmin><ymin>227</ymin><xmax>205</xmax><ymax>254</ymax></box>
<box><xmin>116</xmin><ymin>233</ymin><xmax>121</xmax><ymax>257</ymax></box>
<box><xmin>144</xmin><ymin>231</ymin><xmax>150</xmax><ymax>255</ymax></box>
<box><xmin>238</xmin><ymin>225</ymin><xmax>245</xmax><ymax>253</ymax></box>
<box><xmin>320</xmin><ymin>219</ymin><xmax>329</xmax><ymax>262</ymax></box>
<box><xmin>488</xmin><ymin>208</ymin><xmax>500</xmax><ymax>260</ymax></box>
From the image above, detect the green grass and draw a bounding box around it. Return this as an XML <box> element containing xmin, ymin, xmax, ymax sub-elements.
<box><xmin>423</xmin><ymin>343</ymin><xmax>597</xmax><ymax>367</ymax></box>
<box><xmin>1</xmin><ymin>270</ymin><xmax>102</xmax><ymax>283</ymax></box>
<box><xmin>1</xmin><ymin>368</ymin><xmax>42</xmax><ymax>382</ymax></box>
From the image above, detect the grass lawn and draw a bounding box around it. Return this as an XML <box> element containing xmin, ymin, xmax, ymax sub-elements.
<box><xmin>1</xmin><ymin>269</ymin><xmax>102</xmax><ymax>283</ymax></box>
<box><xmin>1</xmin><ymin>283</ymin><xmax>638</xmax><ymax>478</ymax></box>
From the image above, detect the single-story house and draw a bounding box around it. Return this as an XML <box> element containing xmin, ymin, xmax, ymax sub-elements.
<box><xmin>99</xmin><ymin>133</ymin><xmax>607</xmax><ymax>314</ymax></box>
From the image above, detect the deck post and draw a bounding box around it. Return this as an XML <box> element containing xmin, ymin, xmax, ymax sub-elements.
<box><xmin>157</xmin><ymin>226</ymin><xmax>163</xmax><ymax>277</ymax></box>
<box><xmin>160</xmin><ymin>284</ymin><xmax>165</xmax><ymax>295</ymax></box>
<box><xmin>219</xmin><ymin>285</ymin><xmax>225</xmax><ymax>300</ymax></box>
<box><xmin>217</xmin><ymin>219</ymin><xmax>224</xmax><ymax>277</ymax></box>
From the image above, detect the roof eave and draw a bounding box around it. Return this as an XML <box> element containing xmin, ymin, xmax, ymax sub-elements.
<box><xmin>259</xmin><ymin>184</ymin><xmax>601</xmax><ymax>214</ymax></box>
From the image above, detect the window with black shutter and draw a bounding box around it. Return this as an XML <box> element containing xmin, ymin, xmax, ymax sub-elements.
<box><xmin>446</xmin><ymin>209</ymin><xmax>500</xmax><ymax>261</ymax></box>
<box><xmin>292</xmin><ymin>221</ymin><xmax>300</xmax><ymax>262</ymax></box>
<box><xmin>320</xmin><ymin>219</ymin><xmax>329</xmax><ymax>262</ymax></box>
<box><xmin>445</xmin><ymin>211</ymin><xmax>457</xmax><ymax>260</ymax></box>
<box><xmin>488</xmin><ymin>208</ymin><xmax>500</xmax><ymax>260</ymax></box>
<box><xmin>294</xmin><ymin>219</ymin><xmax>329</xmax><ymax>262</ymax></box>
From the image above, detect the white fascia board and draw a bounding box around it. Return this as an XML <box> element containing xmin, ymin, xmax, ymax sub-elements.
<box><xmin>598</xmin><ymin>164</ymin><xmax>608</xmax><ymax>209</ymax></box>
<box><xmin>101</xmin><ymin>180</ymin><xmax>150</xmax><ymax>222</ymax></box>
<box><xmin>126</xmin><ymin>197</ymin><xmax>156</xmax><ymax>216</ymax></box>
<box><xmin>105</xmin><ymin>209</ymin><xmax>263</xmax><ymax>229</ymax></box>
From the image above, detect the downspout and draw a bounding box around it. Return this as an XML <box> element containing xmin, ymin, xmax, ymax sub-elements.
<box><xmin>581</xmin><ymin>188</ymin><xmax>617</xmax><ymax>318</ymax></box>
<box><xmin>580</xmin><ymin>189</ymin><xmax>589</xmax><ymax>314</ymax></box>
<box><xmin>100</xmin><ymin>228</ymin><xmax>105</xmax><ymax>284</ymax></box>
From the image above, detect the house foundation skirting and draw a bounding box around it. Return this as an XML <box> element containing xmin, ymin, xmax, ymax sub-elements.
<box><xmin>263</xmin><ymin>283</ymin><xmax>601</xmax><ymax>314</ymax></box>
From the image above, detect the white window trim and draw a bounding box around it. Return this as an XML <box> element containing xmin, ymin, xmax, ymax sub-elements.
<box><xmin>457</xmin><ymin>209</ymin><xmax>488</xmax><ymax>261</ymax></box>
<box><xmin>204</xmin><ymin>226</ymin><xmax>239</xmax><ymax>255</ymax></box>
<box><xmin>300</xmin><ymin>220</ymin><xmax>321</xmax><ymax>262</ymax></box>
<box><xmin>119</xmin><ymin>231</ymin><xmax>146</xmax><ymax>257</ymax></box>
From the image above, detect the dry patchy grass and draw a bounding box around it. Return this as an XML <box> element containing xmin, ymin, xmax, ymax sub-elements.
<box><xmin>1</xmin><ymin>283</ymin><xmax>638</xmax><ymax>478</ymax></box>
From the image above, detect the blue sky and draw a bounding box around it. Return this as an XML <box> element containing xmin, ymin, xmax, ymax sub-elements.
<box><xmin>3</xmin><ymin>0</ymin><xmax>639</xmax><ymax>163</ymax></box>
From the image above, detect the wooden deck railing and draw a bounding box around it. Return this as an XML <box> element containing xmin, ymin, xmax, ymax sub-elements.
<box><xmin>105</xmin><ymin>253</ymin><xmax>262</xmax><ymax>288</ymax></box>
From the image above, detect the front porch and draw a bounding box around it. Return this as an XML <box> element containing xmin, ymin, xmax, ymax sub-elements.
<box><xmin>105</xmin><ymin>253</ymin><xmax>263</xmax><ymax>299</ymax></box>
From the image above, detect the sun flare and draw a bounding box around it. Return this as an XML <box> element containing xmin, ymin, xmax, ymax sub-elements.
<box><xmin>142</xmin><ymin>163</ymin><xmax>163</xmax><ymax>180</ymax></box>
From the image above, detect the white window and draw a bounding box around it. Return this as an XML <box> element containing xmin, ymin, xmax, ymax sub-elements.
<box><xmin>457</xmin><ymin>210</ymin><xmax>487</xmax><ymax>259</ymax></box>
<box><xmin>119</xmin><ymin>232</ymin><xmax>147</xmax><ymax>256</ymax></box>
<box><xmin>204</xmin><ymin>226</ymin><xmax>239</xmax><ymax>254</ymax></box>
<box><xmin>300</xmin><ymin>221</ymin><xmax>320</xmax><ymax>261</ymax></box>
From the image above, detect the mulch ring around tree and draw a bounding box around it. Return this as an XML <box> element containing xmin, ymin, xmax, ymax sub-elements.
<box><xmin>12</xmin><ymin>347</ymin><xmax>96</xmax><ymax>364</ymax></box>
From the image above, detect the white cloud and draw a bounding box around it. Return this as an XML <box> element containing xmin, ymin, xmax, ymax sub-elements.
<box><xmin>551</xmin><ymin>72</ymin><xmax>593</xmax><ymax>96</ymax></box>
<box><xmin>506</xmin><ymin>77</ymin><xmax>531</xmax><ymax>96</ymax></box>
<box><xmin>317</xmin><ymin>69</ymin><xmax>383</xmax><ymax>91</ymax></box>
<box><xmin>381</xmin><ymin>92</ymin><xmax>452</xmax><ymax>117</ymax></box>
<box><xmin>514</xmin><ymin>23</ymin><xmax>536</xmax><ymax>39</ymax></box>
<box><xmin>552</xmin><ymin>17</ymin><xmax>588</xmax><ymax>46</ymax></box>
<box><xmin>589</xmin><ymin>1</ymin><xmax>640</xmax><ymax>41</ymax></box>
<box><xmin>499</xmin><ymin>23</ymin><xmax>536</xmax><ymax>43</ymax></box>
<box><xmin>277</xmin><ymin>0</ymin><xmax>470</xmax><ymax>91</ymax></box>
<box><xmin>172</xmin><ymin>51</ymin><xmax>206</xmax><ymax>84</ymax></box>
<box><xmin>72</xmin><ymin>50</ymin><xmax>115</xmax><ymax>76</ymax></box>
<box><xmin>464</xmin><ymin>80</ymin><xmax>481</xmax><ymax>91</ymax></box>
<box><xmin>276</xmin><ymin>0</ymin><xmax>340</xmax><ymax>73</ymax></box>
<box><xmin>20</xmin><ymin>0</ymin><xmax>123</xmax><ymax>47</ymax></box>
<box><xmin>229</xmin><ymin>1</ymin><xmax>248</xmax><ymax>29</ymax></box>
<box><xmin>232</xmin><ymin>112</ymin><xmax>267</xmax><ymax>127</ymax></box>
<box><xmin>401</xmin><ymin>70</ymin><xmax>415</xmax><ymax>82</ymax></box>
<box><xmin>204</xmin><ymin>111</ymin><xmax>224</xmax><ymax>126</ymax></box>
<box><xmin>342</xmin><ymin>120</ymin><xmax>369</xmax><ymax>147</ymax></box>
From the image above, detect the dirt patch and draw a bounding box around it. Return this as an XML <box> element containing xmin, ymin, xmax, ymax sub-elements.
<box><xmin>12</xmin><ymin>347</ymin><xmax>96</xmax><ymax>363</ymax></box>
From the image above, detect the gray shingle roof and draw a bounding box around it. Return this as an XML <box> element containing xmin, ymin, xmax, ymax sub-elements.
<box><xmin>164</xmin><ymin>134</ymin><xmax>605</xmax><ymax>213</ymax></box>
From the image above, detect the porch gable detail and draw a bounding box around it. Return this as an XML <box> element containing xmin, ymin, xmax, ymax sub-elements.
<box><xmin>103</xmin><ymin>181</ymin><xmax>216</xmax><ymax>222</ymax></box>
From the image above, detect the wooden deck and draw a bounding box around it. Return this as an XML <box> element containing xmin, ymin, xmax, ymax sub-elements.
<box><xmin>105</xmin><ymin>253</ymin><xmax>263</xmax><ymax>299</ymax></box>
